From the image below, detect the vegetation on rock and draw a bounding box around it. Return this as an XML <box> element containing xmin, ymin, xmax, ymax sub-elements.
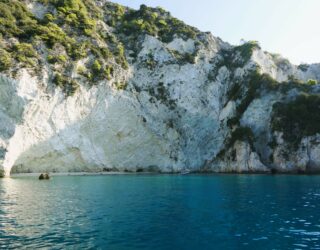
<box><xmin>234</xmin><ymin>41</ymin><xmax>260</xmax><ymax>63</ymax></box>
<box><xmin>168</xmin><ymin>49</ymin><xmax>196</xmax><ymax>64</ymax></box>
<box><xmin>0</xmin><ymin>48</ymin><xmax>12</xmax><ymax>71</ymax></box>
<box><xmin>0</xmin><ymin>0</ymin><xmax>130</xmax><ymax>95</ymax></box>
<box><xmin>271</xmin><ymin>94</ymin><xmax>320</xmax><ymax>148</ymax></box>
<box><xmin>227</xmin><ymin>69</ymin><xmax>277</xmax><ymax>128</ymax></box>
<box><xmin>229</xmin><ymin>126</ymin><xmax>255</xmax><ymax>146</ymax></box>
<box><xmin>307</xmin><ymin>79</ymin><xmax>318</xmax><ymax>85</ymax></box>
<box><xmin>105</xmin><ymin>3</ymin><xmax>199</xmax><ymax>44</ymax></box>
<box><xmin>53</xmin><ymin>73</ymin><xmax>79</xmax><ymax>95</ymax></box>
<box><xmin>0</xmin><ymin>0</ymin><xmax>318</xmax><ymax>104</ymax></box>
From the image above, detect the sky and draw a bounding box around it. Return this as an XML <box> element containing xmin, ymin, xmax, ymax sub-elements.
<box><xmin>112</xmin><ymin>0</ymin><xmax>320</xmax><ymax>65</ymax></box>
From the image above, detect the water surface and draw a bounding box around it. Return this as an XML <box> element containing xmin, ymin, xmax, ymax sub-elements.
<box><xmin>1</xmin><ymin>174</ymin><xmax>320</xmax><ymax>249</ymax></box>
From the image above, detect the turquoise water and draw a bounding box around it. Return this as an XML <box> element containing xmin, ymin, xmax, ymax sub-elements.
<box><xmin>1</xmin><ymin>175</ymin><xmax>320</xmax><ymax>249</ymax></box>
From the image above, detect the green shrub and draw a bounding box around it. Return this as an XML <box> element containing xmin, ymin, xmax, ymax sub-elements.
<box><xmin>225</xmin><ymin>70</ymin><xmax>278</xmax><ymax>129</ymax></box>
<box><xmin>53</xmin><ymin>73</ymin><xmax>65</xmax><ymax>87</ymax></box>
<box><xmin>48</xmin><ymin>54</ymin><xmax>67</xmax><ymax>64</ymax></box>
<box><xmin>236</xmin><ymin>71</ymin><xmax>276</xmax><ymax>116</ymax></box>
<box><xmin>271</xmin><ymin>94</ymin><xmax>320</xmax><ymax>148</ymax></box>
<box><xmin>14</xmin><ymin>43</ymin><xmax>36</xmax><ymax>57</ymax></box>
<box><xmin>43</xmin><ymin>13</ymin><xmax>56</xmax><ymax>22</ymax></box>
<box><xmin>65</xmin><ymin>13</ymin><xmax>78</xmax><ymax>25</ymax></box>
<box><xmin>82</xmin><ymin>0</ymin><xmax>102</xmax><ymax>19</ymax></box>
<box><xmin>183</xmin><ymin>53</ymin><xmax>196</xmax><ymax>64</ymax></box>
<box><xmin>77</xmin><ymin>65</ymin><xmax>85</xmax><ymax>73</ymax></box>
<box><xmin>68</xmin><ymin>42</ymin><xmax>89</xmax><ymax>60</ymax></box>
<box><xmin>90</xmin><ymin>60</ymin><xmax>114</xmax><ymax>81</ymax></box>
<box><xmin>100</xmin><ymin>47</ymin><xmax>112</xmax><ymax>59</ymax></box>
<box><xmin>53</xmin><ymin>73</ymin><xmax>79</xmax><ymax>95</ymax></box>
<box><xmin>227</xmin><ymin>117</ymin><xmax>240</xmax><ymax>128</ymax></box>
<box><xmin>106</xmin><ymin>2</ymin><xmax>199</xmax><ymax>43</ymax></box>
<box><xmin>298</xmin><ymin>64</ymin><xmax>309</xmax><ymax>72</ymax></box>
<box><xmin>0</xmin><ymin>1</ymin><xmax>37</xmax><ymax>38</ymax></box>
<box><xmin>229</xmin><ymin>126</ymin><xmax>255</xmax><ymax>146</ymax></box>
<box><xmin>0</xmin><ymin>0</ymin><xmax>132</xmax><ymax>93</ymax></box>
<box><xmin>103</xmin><ymin>65</ymin><xmax>113</xmax><ymax>80</ymax></box>
<box><xmin>168</xmin><ymin>49</ymin><xmax>196</xmax><ymax>65</ymax></box>
<box><xmin>161</xmin><ymin>17</ymin><xmax>197</xmax><ymax>42</ymax></box>
<box><xmin>57</xmin><ymin>55</ymin><xmax>67</xmax><ymax>63</ymax></box>
<box><xmin>0</xmin><ymin>49</ymin><xmax>12</xmax><ymax>71</ymax></box>
<box><xmin>307</xmin><ymin>79</ymin><xmax>318</xmax><ymax>85</ymax></box>
<box><xmin>54</xmin><ymin>0</ymin><xmax>96</xmax><ymax>35</ymax></box>
<box><xmin>104</xmin><ymin>3</ymin><xmax>126</xmax><ymax>26</ymax></box>
<box><xmin>77</xmin><ymin>65</ymin><xmax>92</xmax><ymax>79</ymax></box>
<box><xmin>158</xmin><ymin>19</ymin><xmax>167</xmax><ymax>26</ymax></box>
<box><xmin>0</xmin><ymin>0</ymin><xmax>129</xmax><ymax>74</ymax></box>
<box><xmin>143</xmin><ymin>52</ymin><xmax>157</xmax><ymax>69</ymax></box>
<box><xmin>234</xmin><ymin>41</ymin><xmax>260</xmax><ymax>63</ymax></box>
<box><xmin>114</xmin><ymin>81</ymin><xmax>127</xmax><ymax>90</ymax></box>
<box><xmin>114</xmin><ymin>44</ymin><xmax>128</xmax><ymax>69</ymax></box>
<box><xmin>92</xmin><ymin>59</ymin><xmax>102</xmax><ymax>73</ymax></box>
<box><xmin>13</xmin><ymin>43</ymin><xmax>37</xmax><ymax>67</ymax></box>
<box><xmin>36</xmin><ymin>22</ymin><xmax>70</xmax><ymax>47</ymax></box>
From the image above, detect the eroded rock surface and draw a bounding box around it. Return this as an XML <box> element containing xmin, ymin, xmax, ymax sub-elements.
<box><xmin>0</xmin><ymin>1</ymin><xmax>320</xmax><ymax>175</ymax></box>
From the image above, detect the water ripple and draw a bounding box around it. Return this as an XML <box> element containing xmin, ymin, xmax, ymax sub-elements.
<box><xmin>0</xmin><ymin>175</ymin><xmax>320</xmax><ymax>249</ymax></box>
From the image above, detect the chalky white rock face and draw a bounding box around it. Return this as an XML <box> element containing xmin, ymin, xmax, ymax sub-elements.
<box><xmin>252</xmin><ymin>50</ymin><xmax>320</xmax><ymax>82</ymax></box>
<box><xmin>0</xmin><ymin>34</ymin><xmax>227</xmax><ymax>175</ymax></box>
<box><xmin>1</xmin><ymin>5</ymin><xmax>320</xmax><ymax>176</ymax></box>
<box><xmin>1</xmin><ymin>69</ymin><xmax>179</xmax><ymax>175</ymax></box>
<box><xmin>271</xmin><ymin>134</ymin><xmax>320</xmax><ymax>172</ymax></box>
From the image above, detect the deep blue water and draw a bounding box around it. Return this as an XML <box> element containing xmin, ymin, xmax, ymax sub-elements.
<box><xmin>1</xmin><ymin>175</ymin><xmax>320</xmax><ymax>249</ymax></box>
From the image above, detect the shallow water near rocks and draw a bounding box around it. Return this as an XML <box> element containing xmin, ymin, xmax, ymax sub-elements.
<box><xmin>1</xmin><ymin>174</ymin><xmax>320</xmax><ymax>249</ymax></box>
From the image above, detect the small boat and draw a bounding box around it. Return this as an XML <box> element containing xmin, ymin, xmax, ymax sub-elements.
<box><xmin>39</xmin><ymin>173</ymin><xmax>50</xmax><ymax>180</ymax></box>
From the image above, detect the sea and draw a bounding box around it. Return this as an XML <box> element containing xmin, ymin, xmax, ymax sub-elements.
<box><xmin>1</xmin><ymin>174</ymin><xmax>320</xmax><ymax>249</ymax></box>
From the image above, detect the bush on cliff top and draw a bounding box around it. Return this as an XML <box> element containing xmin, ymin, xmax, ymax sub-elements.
<box><xmin>0</xmin><ymin>0</ymin><xmax>36</xmax><ymax>38</ymax></box>
<box><xmin>105</xmin><ymin>2</ymin><xmax>199</xmax><ymax>43</ymax></box>
<box><xmin>233</xmin><ymin>41</ymin><xmax>260</xmax><ymax>64</ymax></box>
<box><xmin>0</xmin><ymin>0</ymin><xmax>132</xmax><ymax>95</ymax></box>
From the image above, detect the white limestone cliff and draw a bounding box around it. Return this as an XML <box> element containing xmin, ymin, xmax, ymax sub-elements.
<box><xmin>0</xmin><ymin>2</ymin><xmax>320</xmax><ymax>176</ymax></box>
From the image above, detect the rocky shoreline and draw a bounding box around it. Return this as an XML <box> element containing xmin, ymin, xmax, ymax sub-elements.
<box><xmin>6</xmin><ymin>169</ymin><xmax>320</xmax><ymax>178</ymax></box>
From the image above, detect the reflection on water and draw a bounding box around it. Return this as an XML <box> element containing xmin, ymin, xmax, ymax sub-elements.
<box><xmin>0</xmin><ymin>175</ymin><xmax>320</xmax><ymax>249</ymax></box>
